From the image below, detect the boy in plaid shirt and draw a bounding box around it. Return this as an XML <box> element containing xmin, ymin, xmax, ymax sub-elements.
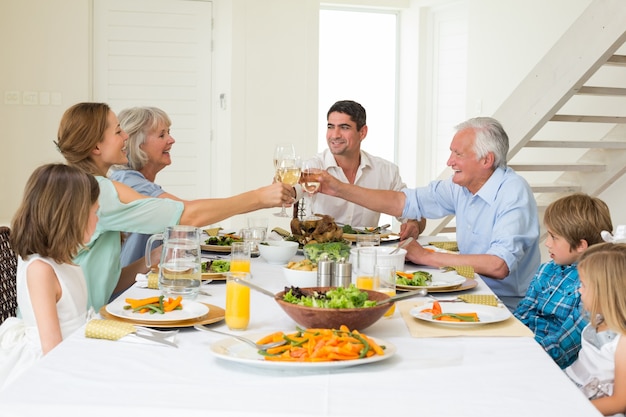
<box><xmin>514</xmin><ymin>193</ymin><xmax>613</xmax><ymax>368</ymax></box>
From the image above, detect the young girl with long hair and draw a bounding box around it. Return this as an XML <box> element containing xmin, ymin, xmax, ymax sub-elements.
<box><xmin>0</xmin><ymin>164</ymin><xmax>99</xmax><ymax>389</ymax></box>
<box><xmin>565</xmin><ymin>242</ymin><xmax>626</xmax><ymax>415</ymax></box>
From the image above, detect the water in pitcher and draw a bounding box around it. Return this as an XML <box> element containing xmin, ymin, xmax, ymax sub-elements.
<box><xmin>159</xmin><ymin>239</ymin><xmax>201</xmax><ymax>297</ymax></box>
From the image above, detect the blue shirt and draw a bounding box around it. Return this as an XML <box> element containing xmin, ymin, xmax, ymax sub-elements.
<box><xmin>514</xmin><ymin>260</ymin><xmax>587</xmax><ymax>368</ymax></box>
<box><xmin>402</xmin><ymin>167</ymin><xmax>540</xmax><ymax>299</ymax></box>
<box><xmin>75</xmin><ymin>176</ymin><xmax>184</xmax><ymax>310</ymax></box>
<box><xmin>109</xmin><ymin>169</ymin><xmax>166</xmax><ymax>268</ymax></box>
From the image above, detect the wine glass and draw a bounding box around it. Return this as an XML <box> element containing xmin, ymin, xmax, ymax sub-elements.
<box><xmin>274</xmin><ymin>156</ymin><xmax>301</xmax><ymax>217</ymax></box>
<box><xmin>273</xmin><ymin>144</ymin><xmax>296</xmax><ymax>216</ymax></box>
<box><xmin>300</xmin><ymin>158</ymin><xmax>323</xmax><ymax>220</ymax></box>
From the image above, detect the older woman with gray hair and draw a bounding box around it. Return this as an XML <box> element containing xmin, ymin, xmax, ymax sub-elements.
<box><xmin>109</xmin><ymin>107</ymin><xmax>181</xmax><ymax>267</ymax></box>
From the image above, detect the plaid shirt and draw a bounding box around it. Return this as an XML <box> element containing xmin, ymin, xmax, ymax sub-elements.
<box><xmin>514</xmin><ymin>260</ymin><xmax>587</xmax><ymax>368</ymax></box>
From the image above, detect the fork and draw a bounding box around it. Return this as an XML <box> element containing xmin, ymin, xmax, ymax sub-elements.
<box><xmin>193</xmin><ymin>325</ymin><xmax>287</xmax><ymax>350</ymax></box>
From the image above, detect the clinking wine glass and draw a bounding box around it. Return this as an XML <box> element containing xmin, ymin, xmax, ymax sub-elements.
<box><xmin>301</xmin><ymin>158</ymin><xmax>323</xmax><ymax>220</ymax></box>
<box><xmin>274</xmin><ymin>156</ymin><xmax>301</xmax><ymax>218</ymax></box>
<box><xmin>273</xmin><ymin>144</ymin><xmax>296</xmax><ymax>216</ymax></box>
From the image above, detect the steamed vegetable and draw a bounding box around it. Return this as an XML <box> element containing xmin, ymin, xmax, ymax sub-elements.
<box><xmin>303</xmin><ymin>241</ymin><xmax>351</xmax><ymax>263</ymax></box>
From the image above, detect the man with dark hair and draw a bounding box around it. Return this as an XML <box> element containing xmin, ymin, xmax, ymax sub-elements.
<box><xmin>297</xmin><ymin>100</ymin><xmax>424</xmax><ymax>239</ymax></box>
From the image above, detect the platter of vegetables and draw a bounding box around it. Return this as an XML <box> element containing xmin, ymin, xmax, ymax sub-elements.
<box><xmin>209</xmin><ymin>325</ymin><xmax>396</xmax><ymax>369</ymax></box>
<box><xmin>201</xmin><ymin>259</ymin><xmax>230</xmax><ymax>280</ymax></box>
<box><xmin>410</xmin><ymin>300</ymin><xmax>511</xmax><ymax>326</ymax></box>
<box><xmin>395</xmin><ymin>269</ymin><xmax>466</xmax><ymax>291</ymax></box>
<box><xmin>201</xmin><ymin>234</ymin><xmax>243</xmax><ymax>253</ymax></box>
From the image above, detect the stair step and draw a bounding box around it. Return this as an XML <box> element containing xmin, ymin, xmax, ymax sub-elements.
<box><xmin>510</xmin><ymin>163</ymin><xmax>605</xmax><ymax>172</ymax></box>
<box><xmin>606</xmin><ymin>54</ymin><xmax>626</xmax><ymax>66</ymax></box>
<box><xmin>551</xmin><ymin>115</ymin><xmax>626</xmax><ymax>123</ymax></box>
<box><xmin>526</xmin><ymin>140</ymin><xmax>626</xmax><ymax>149</ymax></box>
<box><xmin>577</xmin><ymin>86</ymin><xmax>626</xmax><ymax>96</ymax></box>
<box><xmin>530</xmin><ymin>184</ymin><xmax>582</xmax><ymax>193</ymax></box>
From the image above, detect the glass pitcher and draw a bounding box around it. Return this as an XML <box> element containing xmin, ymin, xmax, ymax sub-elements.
<box><xmin>145</xmin><ymin>225</ymin><xmax>202</xmax><ymax>299</ymax></box>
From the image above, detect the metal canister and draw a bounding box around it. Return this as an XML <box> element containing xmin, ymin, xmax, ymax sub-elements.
<box><xmin>317</xmin><ymin>254</ymin><xmax>333</xmax><ymax>287</ymax></box>
<box><xmin>332</xmin><ymin>257</ymin><xmax>352</xmax><ymax>288</ymax></box>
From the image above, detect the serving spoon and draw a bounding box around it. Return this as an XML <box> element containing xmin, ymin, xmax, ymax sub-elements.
<box><xmin>374</xmin><ymin>288</ymin><xmax>428</xmax><ymax>306</ymax></box>
<box><xmin>194</xmin><ymin>325</ymin><xmax>287</xmax><ymax>350</ymax></box>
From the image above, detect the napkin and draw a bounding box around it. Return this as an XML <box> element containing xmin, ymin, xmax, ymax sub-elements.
<box><xmin>398</xmin><ymin>300</ymin><xmax>533</xmax><ymax>338</ymax></box>
<box><xmin>85</xmin><ymin>319</ymin><xmax>178</xmax><ymax>347</ymax></box>
<box><xmin>85</xmin><ymin>319</ymin><xmax>136</xmax><ymax>341</ymax></box>
<box><xmin>456</xmin><ymin>294</ymin><xmax>498</xmax><ymax>306</ymax></box>
<box><xmin>428</xmin><ymin>241</ymin><xmax>459</xmax><ymax>252</ymax></box>
<box><xmin>135</xmin><ymin>272</ymin><xmax>159</xmax><ymax>289</ymax></box>
<box><xmin>442</xmin><ymin>265</ymin><xmax>475</xmax><ymax>279</ymax></box>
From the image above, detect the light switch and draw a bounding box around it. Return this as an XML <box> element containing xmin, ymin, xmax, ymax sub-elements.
<box><xmin>39</xmin><ymin>91</ymin><xmax>50</xmax><ymax>105</ymax></box>
<box><xmin>23</xmin><ymin>91</ymin><xmax>38</xmax><ymax>105</ymax></box>
<box><xmin>4</xmin><ymin>91</ymin><xmax>20</xmax><ymax>105</ymax></box>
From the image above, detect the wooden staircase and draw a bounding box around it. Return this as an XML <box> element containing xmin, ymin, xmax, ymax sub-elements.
<box><xmin>424</xmin><ymin>0</ymin><xmax>626</xmax><ymax>240</ymax></box>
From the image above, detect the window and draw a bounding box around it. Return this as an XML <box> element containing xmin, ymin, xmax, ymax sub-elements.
<box><xmin>318</xmin><ymin>8</ymin><xmax>398</xmax><ymax>163</ymax></box>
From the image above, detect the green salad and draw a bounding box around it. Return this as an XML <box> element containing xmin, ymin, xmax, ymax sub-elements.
<box><xmin>283</xmin><ymin>285</ymin><xmax>377</xmax><ymax>309</ymax></box>
<box><xmin>396</xmin><ymin>270</ymin><xmax>432</xmax><ymax>286</ymax></box>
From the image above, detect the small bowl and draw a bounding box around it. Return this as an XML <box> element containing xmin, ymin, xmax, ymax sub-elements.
<box><xmin>258</xmin><ymin>240</ymin><xmax>299</xmax><ymax>265</ymax></box>
<box><xmin>282</xmin><ymin>266</ymin><xmax>318</xmax><ymax>287</ymax></box>
<box><xmin>274</xmin><ymin>287</ymin><xmax>391</xmax><ymax>330</ymax></box>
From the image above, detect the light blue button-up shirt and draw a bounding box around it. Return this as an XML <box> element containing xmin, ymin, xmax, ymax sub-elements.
<box><xmin>402</xmin><ymin>167</ymin><xmax>540</xmax><ymax>298</ymax></box>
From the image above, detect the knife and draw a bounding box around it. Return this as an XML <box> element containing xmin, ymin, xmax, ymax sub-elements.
<box><xmin>133</xmin><ymin>332</ymin><xmax>179</xmax><ymax>348</ymax></box>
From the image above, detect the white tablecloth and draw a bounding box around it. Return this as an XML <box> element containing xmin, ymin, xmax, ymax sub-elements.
<box><xmin>0</xmin><ymin>255</ymin><xmax>600</xmax><ymax>417</ymax></box>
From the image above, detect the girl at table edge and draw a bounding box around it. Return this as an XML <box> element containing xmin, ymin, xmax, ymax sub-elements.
<box><xmin>565</xmin><ymin>242</ymin><xmax>626</xmax><ymax>416</ymax></box>
<box><xmin>55</xmin><ymin>102</ymin><xmax>296</xmax><ymax>311</ymax></box>
<box><xmin>0</xmin><ymin>164</ymin><xmax>99</xmax><ymax>390</ymax></box>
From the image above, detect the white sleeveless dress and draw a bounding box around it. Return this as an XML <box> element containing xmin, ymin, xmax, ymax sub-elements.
<box><xmin>565</xmin><ymin>323</ymin><xmax>620</xmax><ymax>399</ymax></box>
<box><xmin>0</xmin><ymin>255</ymin><xmax>88</xmax><ymax>390</ymax></box>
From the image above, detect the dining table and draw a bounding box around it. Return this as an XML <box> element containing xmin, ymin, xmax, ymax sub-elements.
<box><xmin>0</xmin><ymin>237</ymin><xmax>601</xmax><ymax>417</ymax></box>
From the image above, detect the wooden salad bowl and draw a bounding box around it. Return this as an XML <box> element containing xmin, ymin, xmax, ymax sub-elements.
<box><xmin>274</xmin><ymin>287</ymin><xmax>391</xmax><ymax>331</ymax></box>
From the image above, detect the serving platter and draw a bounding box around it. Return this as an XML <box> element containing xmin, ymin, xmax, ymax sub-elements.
<box><xmin>99</xmin><ymin>303</ymin><xmax>225</xmax><ymax>328</ymax></box>
<box><xmin>201</xmin><ymin>244</ymin><xmax>233</xmax><ymax>253</ymax></box>
<box><xmin>410</xmin><ymin>302</ymin><xmax>511</xmax><ymax>326</ymax></box>
<box><xmin>397</xmin><ymin>277</ymin><xmax>477</xmax><ymax>293</ymax></box>
<box><xmin>396</xmin><ymin>269</ymin><xmax>467</xmax><ymax>291</ymax></box>
<box><xmin>208</xmin><ymin>334</ymin><xmax>396</xmax><ymax>370</ymax></box>
<box><xmin>342</xmin><ymin>233</ymin><xmax>400</xmax><ymax>244</ymax></box>
<box><xmin>202</xmin><ymin>272</ymin><xmax>226</xmax><ymax>281</ymax></box>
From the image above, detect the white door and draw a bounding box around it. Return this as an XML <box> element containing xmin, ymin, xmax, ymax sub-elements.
<box><xmin>93</xmin><ymin>0</ymin><xmax>213</xmax><ymax>200</ymax></box>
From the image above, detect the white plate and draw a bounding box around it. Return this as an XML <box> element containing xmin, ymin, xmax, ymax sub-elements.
<box><xmin>209</xmin><ymin>333</ymin><xmax>396</xmax><ymax>370</ymax></box>
<box><xmin>410</xmin><ymin>302</ymin><xmax>511</xmax><ymax>326</ymax></box>
<box><xmin>106</xmin><ymin>300</ymin><xmax>209</xmax><ymax>322</ymax></box>
<box><xmin>396</xmin><ymin>269</ymin><xmax>466</xmax><ymax>290</ymax></box>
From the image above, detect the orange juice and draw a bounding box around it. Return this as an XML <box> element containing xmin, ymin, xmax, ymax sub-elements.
<box><xmin>356</xmin><ymin>276</ymin><xmax>375</xmax><ymax>290</ymax></box>
<box><xmin>225</xmin><ymin>279</ymin><xmax>250</xmax><ymax>330</ymax></box>
<box><xmin>378</xmin><ymin>289</ymin><xmax>396</xmax><ymax>317</ymax></box>
<box><xmin>229</xmin><ymin>259</ymin><xmax>251</xmax><ymax>272</ymax></box>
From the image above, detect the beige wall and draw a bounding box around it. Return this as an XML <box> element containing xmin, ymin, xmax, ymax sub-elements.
<box><xmin>1</xmin><ymin>0</ymin><xmax>624</xmax><ymax>232</ymax></box>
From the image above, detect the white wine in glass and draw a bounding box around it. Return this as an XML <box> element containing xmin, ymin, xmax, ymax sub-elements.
<box><xmin>274</xmin><ymin>157</ymin><xmax>301</xmax><ymax>217</ymax></box>
<box><xmin>273</xmin><ymin>144</ymin><xmax>296</xmax><ymax>216</ymax></box>
<box><xmin>301</xmin><ymin>158</ymin><xmax>323</xmax><ymax>219</ymax></box>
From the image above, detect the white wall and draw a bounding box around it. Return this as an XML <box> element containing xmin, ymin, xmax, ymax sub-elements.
<box><xmin>1</xmin><ymin>0</ymin><xmax>624</xmax><ymax>233</ymax></box>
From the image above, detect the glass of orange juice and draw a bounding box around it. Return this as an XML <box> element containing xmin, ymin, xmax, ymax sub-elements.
<box><xmin>225</xmin><ymin>271</ymin><xmax>251</xmax><ymax>330</ymax></box>
<box><xmin>374</xmin><ymin>264</ymin><xmax>396</xmax><ymax>317</ymax></box>
<box><xmin>230</xmin><ymin>242</ymin><xmax>251</xmax><ymax>273</ymax></box>
<box><xmin>355</xmin><ymin>248</ymin><xmax>377</xmax><ymax>290</ymax></box>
